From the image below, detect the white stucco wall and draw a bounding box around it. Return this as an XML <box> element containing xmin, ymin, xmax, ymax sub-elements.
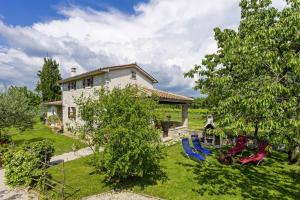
<box><xmin>62</xmin><ymin>66</ymin><xmax>155</xmax><ymax>131</ymax></box>
<box><xmin>62</xmin><ymin>74</ymin><xmax>105</xmax><ymax>129</ymax></box>
<box><xmin>107</xmin><ymin>68</ymin><xmax>154</xmax><ymax>90</ymax></box>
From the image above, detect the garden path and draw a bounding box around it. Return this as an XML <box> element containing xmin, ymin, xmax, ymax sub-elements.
<box><xmin>49</xmin><ymin>147</ymin><xmax>96</xmax><ymax>165</ymax></box>
<box><xmin>82</xmin><ymin>191</ymin><xmax>161</xmax><ymax>200</ymax></box>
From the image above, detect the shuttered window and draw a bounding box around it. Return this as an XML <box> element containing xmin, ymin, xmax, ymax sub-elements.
<box><xmin>68</xmin><ymin>107</ymin><xmax>76</xmax><ymax>119</ymax></box>
<box><xmin>131</xmin><ymin>71</ymin><xmax>137</xmax><ymax>79</ymax></box>
<box><xmin>68</xmin><ymin>81</ymin><xmax>76</xmax><ymax>90</ymax></box>
<box><xmin>83</xmin><ymin>77</ymin><xmax>93</xmax><ymax>88</ymax></box>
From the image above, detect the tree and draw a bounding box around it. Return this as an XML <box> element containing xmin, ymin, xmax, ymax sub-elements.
<box><xmin>185</xmin><ymin>0</ymin><xmax>300</xmax><ymax>160</ymax></box>
<box><xmin>191</xmin><ymin>97</ymin><xmax>210</xmax><ymax>109</ymax></box>
<box><xmin>0</xmin><ymin>86</ymin><xmax>37</xmax><ymax>139</ymax></box>
<box><xmin>75</xmin><ymin>86</ymin><xmax>165</xmax><ymax>181</ymax></box>
<box><xmin>36</xmin><ymin>58</ymin><xmax>62</xmax><ymax>102</ymax></box>
<box><xmin>17</xmin><ymin>86</ymin><xmax>41</xmax><ymax>107</ymax></box>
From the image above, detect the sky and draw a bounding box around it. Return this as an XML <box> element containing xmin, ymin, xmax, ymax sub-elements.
<box><xmin>0</xmin><ymin>0</ymin><xmax>287</xmax><ymax>96</ymax></box>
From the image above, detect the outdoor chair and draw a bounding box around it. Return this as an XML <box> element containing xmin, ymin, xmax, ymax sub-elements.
<box><xmin>182</xmin><ymin>138</ymin><xmax>205</xmax><ymax>162</ymax></box>
<box><xmin>191</xmin><ymin>134</ymin><xmax>212</xmax><ymax>156</ymax></box>
<box><xmin>227</xmin><ymin>135</ymin><xmax>248</xmax><ymax>156</ymax></box>
<box><xmin>239</xmin><ymin>141</ymin><xmax>269</xmax><ymax>165</ymax></box>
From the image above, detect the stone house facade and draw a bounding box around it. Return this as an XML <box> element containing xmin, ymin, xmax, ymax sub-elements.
<box><xmin>45</xmin><ymin>63</ymin><xmax>193</xmax><ymax>140</ymax></box>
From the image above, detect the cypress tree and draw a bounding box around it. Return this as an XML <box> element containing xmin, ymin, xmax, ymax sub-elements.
<box><xmin>36</xmin><ymin>58</ymin><xmax>62</xmax><ymax>102</ymax></box>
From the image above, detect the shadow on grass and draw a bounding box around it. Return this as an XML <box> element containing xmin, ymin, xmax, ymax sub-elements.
<box><xmin>13</xmin><ymin>137</ymin><xmax>55</xmax><ymax>145</ymax></box>
<box><xmin>187</xmin><ymin>149</ymin><xmax>300</xmax><ymax>200</ymax></box>
<box><xmin>85</xmin><ymin>155</ymin><xmax>168</xmax><ymax>192</ymax></box>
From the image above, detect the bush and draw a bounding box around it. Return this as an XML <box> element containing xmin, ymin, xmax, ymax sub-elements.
<box><xmin>48</xmin><ymin>115</ymin><xmax>59</xmax><ymax>125</ymax></box>
<box><xmin>3</xmin><ymin>140</ymin><xmax>54</xmax><ymax>187</ymax></box>
<box><xmin>0</xmin><ymin>144</ymin><xmax>10</xmax><ymax>167</ymax></box>
<box><xmin>76</xmin><ymin>86</ymin><xmax>165</xmax><ymax>181</ymax></box>
<box><xmin>3</xmin><ymin>149</ymin><xmax>45</xmax><ymax>187</ymax></box>
<box><xmin>0</xmin><ymin>133</ymin><xmax>12</xmax><ymax>144</ymax></box>
<box><xmin>21</xmin><ymin>139</ymin><xmax>55</xmax><ymax>163</ymax></box>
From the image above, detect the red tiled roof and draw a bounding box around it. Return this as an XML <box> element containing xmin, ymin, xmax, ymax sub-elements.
<box><xmin>140</xmin><ymin>87</ymin><xmax>193</xmax><ymax>103</ymax></box>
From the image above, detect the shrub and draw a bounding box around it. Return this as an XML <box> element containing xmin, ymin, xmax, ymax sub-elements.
<box><xmin>0</xmin><ymin>144</ymin><xmax>10</xmax><ymax>167</ymax></box>
<box><xmin>76</xmin><ymin>86</ymin><xmax>165</xmax><ymax>181</ymax></box>
<box><xmin>3</xmin><ymin>149</ymin><xmax>45</xmax><ymax>187</ymax></box>
<box><xmin>48</xmin><ymin>115</ymin><xmax>59</xmax><ymax>125</ymax></box>
<box><xmin>3</xmin><ymin>140</ymin><xmax>54</xmax><ymax>187</ymax></box>
<box><xmin>0</xmin><ymin>133</ymin><xmax>12</xmax><ymax>144</ymax></box>
<box><xmin>21</xmin><ymin>139</ymin><xmax>55</xmax><ymax>163</ymax></box>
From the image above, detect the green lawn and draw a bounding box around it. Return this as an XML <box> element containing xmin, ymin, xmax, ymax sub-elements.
<box><xmin>48</xmin><ymin>143</ymin><xmax>300</xmax><ymax>200</ymax></box>
<box><xmin>157</xmin><ymin>108</ymin><xmax>208</xmax><ymax>131</ymax></box>
<box><xmin>9</xmin><ymin>121</ymin><xmax>87</xmax><ymax>155</ymax></box>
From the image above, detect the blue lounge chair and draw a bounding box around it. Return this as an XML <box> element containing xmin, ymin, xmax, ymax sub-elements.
<box><xmin>182</xmin><ymin>138</ymin><xmax>205</xmax><ymax>162</ymax></box>
<box><xmin>191</xmin><ymin>134</ymin><xmax>212</xmax><ymax>155</ymax></box>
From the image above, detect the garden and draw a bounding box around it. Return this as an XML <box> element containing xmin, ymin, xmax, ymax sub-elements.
<box><xmin>1</xmin><ymin>0</ymin><xmax>300</xmax><ymax>200</ymax></box>
<box><xmin>47</xmin><ymin>143</ymin><xmax>300</xmax><ymax>200</ymax></box>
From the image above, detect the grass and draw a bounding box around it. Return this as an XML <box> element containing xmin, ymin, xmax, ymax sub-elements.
<box><xmin>47</xmin><ymin>155</ymin><xmax>110</xmax><ymax>199</ymax></box>
<box><xmin>47</xmin><ymin>143</ymin><xmax>300</xmax><ymax>200</ymax></box>
<box><xmin>157</xmin><ymin>108</ymin><xmax>208</xmax><ymax>131</ymax></box>
<box><xmin>8</xmin><ymin>120</ymin><xmax>87</xmax><ymax>155</ymax></box>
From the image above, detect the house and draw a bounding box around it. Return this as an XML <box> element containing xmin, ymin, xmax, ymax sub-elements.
<box><xmin>44</xmin><ymin>63</ymin><xmax>193</xmax><ymax>141</ymax></box>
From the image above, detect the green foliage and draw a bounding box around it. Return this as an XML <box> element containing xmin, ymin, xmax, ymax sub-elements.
<box><xmin>48</xmin><ymin>144</ymin><xmax>300</xmax><ymax>200</ymax></box>
<box><xmin>3</xmin><ymin>149</ymin><xmax>45</xmax><ymax>187</ymax></box>
<box><xmin>0</xmin><ymin>133</ymin><xmax>12</xmax><ymax>144</ymax></box>
<box><xmin>3</xmin><ymin>140</ymin><xmax>54</xmax><ymax>187</ymax></box>
<box><xmin>190</xmin><ymin>97</ymin><xmax>210</xmax><ymax>109</ymax></box>
<box><xmin>21</xmin><ymin>139</ymin><xmax>55</xmax><ymax>163</ymax></box>
<box><xmin>75</xmin><ymin>86</ymin><xmax>165</xmax><ymax>181</ymax></box>
<box><xmin>48</xmin><ymin>114</ymin><xmax>59</xmax><ymax>125</ymax></box>
<box><xmin>17</xmin><ymin>86</ymin><xmax>42</xmax><ymax>107</ymax></box>
<box><xmin>36</xmin><ymin>57</ymin><xmax>62</xmax><ymax>102</ymax></box>
<box><xmin>0</xmin><ymin>144</ymin><xmax>10</xmax><ymax>167</ymax></box>
<box><xmin>0</xmin><ymin>86</ymin><xmax>37</xmax><ymax>138</ymax></box>
<box><xmin>185</xmin><ymin>0</ymin><xmax>300</xmax><ymax>146</ymax></box>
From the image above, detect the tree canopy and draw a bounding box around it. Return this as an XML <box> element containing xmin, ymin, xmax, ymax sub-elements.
<box><xmin>185</xmin><ymin>0</ymin><xmax>300</xmax><ymax>147</ymax></box>
<box><xmin>0</xmin><ymin>87</ymin><xmax>37</xmax><ymax>137</ymax></box>
<box><xmin>75</xmin><ymin>86</ymin><xmax>164</xmax><ymax>181</ymax></box>
<box><xmin>36</xmin><ymin>58</ymin><xmax>62</xmax><ymax>102</ymax></box>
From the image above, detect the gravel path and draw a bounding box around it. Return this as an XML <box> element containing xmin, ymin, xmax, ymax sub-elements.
<box><xmin>82</xmin><ymin>191</ymin><xmax>161</xmax><ymax>200</ymax></box>
<box><xmin>49</xmin><ymin>147</ymin><xmax>96</xmax><ymax>165</ymax></box>
<box><xmin>0</xmin><ymin>147</ymin><xmax>96</xmax><ymax>200</ymax></box>
<box><xmin>0</xmin><ymin>168</ymin><xmax>37</xmax><ymax>200</ymax></box>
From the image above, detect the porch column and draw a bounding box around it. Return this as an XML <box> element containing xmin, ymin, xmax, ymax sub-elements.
<box><xmin>181</xmin><ymin>103</ymin><xmax>188</xmax><ymax>127</ymax></box>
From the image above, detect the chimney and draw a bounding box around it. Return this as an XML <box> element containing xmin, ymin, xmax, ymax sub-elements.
<box><xmin>71</xmin><ymin>67</ymin><xmax>77</xmax><ymax>77</ymax></box>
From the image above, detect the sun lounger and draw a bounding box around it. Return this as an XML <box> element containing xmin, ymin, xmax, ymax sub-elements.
<box><xmin>191</xmin><ymin>134</ymin><xmax>212</xmax><ymax>155</ymax></box>
<box><xmin>182</xmin><ymin>138</ymin><xmax>205</xmax><ymax>162</ymax></box>
<box><xmin>239</xmin><ymin>141</ymin><xmax>268</xmax><ymax>165</ymax></box>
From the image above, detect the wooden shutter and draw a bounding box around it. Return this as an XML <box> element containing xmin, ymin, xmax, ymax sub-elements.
<box><xmin>83</xmin><ymin>79</ymin><xmax>86</xmax><ymax>88</ymax></box>
<box><xmin>68</xmin><ymin>107</ymin><xmax>70</xmax><ymax>118</ymax></box>
<box><xmin>68</xmin><ymin>83</ymin><xmax>70</xmax><ymax>90</ymax></box>
<box><xmin>91</xmin><ymin>77</ymin><xmax>94</xmax><ymax>87</ymax></box>
<box><xmin>73</xmin><ymin>107</ymin><xmax>76</xmax><ymax>119</ymax></box>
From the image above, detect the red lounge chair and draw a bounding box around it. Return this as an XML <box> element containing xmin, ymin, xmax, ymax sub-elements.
<box><xmin>239</xmin><ymin>141</ymin><xmax>269</xmax><ymax>165</ymax></box>
<box><xmin>227</xmin><ymin>135</ymin><xmax>248</xmax><ymax>156</ymax></box>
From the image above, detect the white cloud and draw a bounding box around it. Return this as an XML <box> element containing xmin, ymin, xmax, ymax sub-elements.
<box><xmin>0</xmin><ymin>0</ymin><xmax>286</xmax><ymax>96</ymax></box>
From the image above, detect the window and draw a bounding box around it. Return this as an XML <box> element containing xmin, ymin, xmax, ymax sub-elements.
<box><xmin>83</xmin><ymin>77</ymin><xmax>93</xmax><ymax>88</ymax></box>
<box><xmin>131</xmin><ymin>70</ymin><xmax>136</xmax><ymax>79</ymax></box>
<box><xmin>68</xmin><ymin>107</ymin><xmax>76</xmax><ymax>119</ymax></box>
<box><xmin>68</xmin><ymin>81</ymin><xmax>76</xmax><ymax>90</ymax></box>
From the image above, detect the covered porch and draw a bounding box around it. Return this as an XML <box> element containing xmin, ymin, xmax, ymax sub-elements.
<box><xmin>140</xmin><ymin>87</ymin><xmax>193</xmax><ymax>142</ymax></box>
<box><xmin>43</xmin><ymin>100</ymin><xmax>63</xmax><ymax>130</ymax></box>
